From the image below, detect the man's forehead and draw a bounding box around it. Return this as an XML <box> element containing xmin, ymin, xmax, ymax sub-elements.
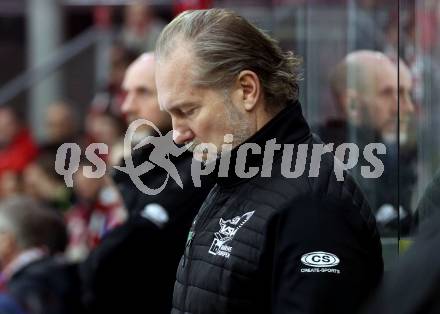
<box><xmin>157</xmin><ymin>82</ymin><xmax>199</xmax><ymax>112</ymax></box>
<box><xmin>124</xmin><ymin>59</ymin><xmax>155</xmax><ymax>88</ymax></box>
<box><xmin>399</xmin><ymin>65</ymin><xmax>412</xmax><ymax>88</ymax></box>
<box><xmin>373</xmin><ymin>61</ymin><xmax>397</xmax><ymax>91</ymax></box>
<box><xmin>156</xmin><ymin>50</ymin><xmax>199</xmax><ymax>111</ymax></box>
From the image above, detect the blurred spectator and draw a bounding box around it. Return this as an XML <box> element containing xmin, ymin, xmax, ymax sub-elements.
<box><xmin>0</xmin><ymin>107</ymin><xmax>38</xmax><ymax>198</ymax></box>
<box><xmin>320</xmin><ymin>51</ymin><xmax>400</xmax><ymax>146</ymax></box>
<box><xmin>80</xmin><ymin>53</ymin><xmax>214</xmax><ymax>314</ymax></box>
<box><xmin>352</xmin><ymin>0</ymin><xmax>385</xmax><ymax>51</ymax></box>
<box><xmin>0</xmin><ymin>197</ymin><xmax>83</xmax><ymax>314</ymax></box>
<box><xmin>387</xmin><ymin>60</ymin><xmax>418</xmax><ymax>229</ymax></box>
<box><xmin>114</xmin><ymin>52</ymin><xmax>195</xmax><ymax>215</ymax></box>
<box><xmin>120</xmin><ymin>52</ymin><xmax>171</xmax><ymax>148</ymax></box>
<box><xmin>66</xmin><ymin>162</ymin><xmax>125</xmax><ymax>261</ymax></box>
<box><xmin>0</xmin><ymin>173</ymin><xmax>21</xmax><ymax>201</ymax></box>
<box><xmin>92</xmin><ymin>43</ymin><xmax>137</xmax><ymax>117</ymax></box>
<box><xmin>396</xmin><ymin>60</ymin><xmax>416</xmax><ymax>145</ymax></box>
<box><xmin>85</xmin><ymin>112</ymin><xmax>126</xmax><ymax>166</ymax></box>
<box><xmin>114</xmin><ymin>52</ymin><xmax>174</xmax><ymax>213</ymax></box>
<box><xmin>44</xmin><ymin>101</ymin><xmax>80</xmax><ymax>149</ymax></box>
<box><xmin>22</xmin><ymin>150</ymin><xmax>73</xmax><ymax>212</ymax></box>
<box><xmin>121</xmin><ymin>53</ymin><xmax>170</xmax><ymax>129</ymax></box>
<box><xmin>119</xmin><ymin>2</ymin><xmax>165</xmax><ymax>54</ymax></box>
<box><xmin>317</xmin><ymin>51</ymin><xmax>416</xmax><ymax>234</ymax></box>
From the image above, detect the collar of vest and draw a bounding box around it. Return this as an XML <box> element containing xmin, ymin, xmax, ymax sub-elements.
<box><xmin>214</xmin><ymin>100</ymin><xmax>311</xmax><ymax>187</ymax></box>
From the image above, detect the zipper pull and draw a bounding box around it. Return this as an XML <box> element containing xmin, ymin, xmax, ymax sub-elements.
<box><xmin>183</xmin><ymin>230</ymin><xmax>195</xmax><ymax>268</ymax></box>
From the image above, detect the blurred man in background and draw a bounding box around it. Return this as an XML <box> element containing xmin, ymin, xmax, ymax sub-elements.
<box><xmin>80</xmin><ymin>53</ymin><xmax>214</xmax><ymax>314</ymax></box>
<box><xmin>114</xmin><ymin>52</ymin><xmax>173</xmax><ymax>212</ymax></box>
<box><xmin>66</xmin><ymin>161</ymin><xmax>125</xmax><ymax>261</ymax></box>
<box><xmin>323</xmin><ymin>51</ymin><xmax>414</xmax><ymax>146</ymax></box>
<box><xmin>45</xmin><ymin>102</ymin><xmax>80</xmax><ymax>150</ymax></box>
<box><xmin>119</xmin><ymin>2</ymin><xmax>165</xmax><ymax>54</ymax></box>
<box><xmin>22</xmin><ymin>150</ymin><xmax>72</xmax><ymax>212</ymax></box>
<box><xmin>318</xmin><ymin>51</ymin><xmax>416</xmax><ymax>234</ymax></box>
<box><xmin>0</xmin><ymin>197</ymin><xmax>83</xmax><ymax>314</ymax></box>
<box><xmin>85</xmin><ymin>112</ymin><xmax>126</xmax><ymax>166</ymax></box>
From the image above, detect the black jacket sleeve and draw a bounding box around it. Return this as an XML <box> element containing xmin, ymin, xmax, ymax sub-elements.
<box><xmin>80</xmin><ymin>212</ymin><xmax>196</xmax><ymax>314</ymax></box>
<box><xmin>268</xmin><ymin>194</ymin><xmax>383</xmax><ymax>314</ymax></box>
<box><xmin>79</xmin><ymin>217</ymin><xmax>171</xmax><ymax>313</ymax></box>
<box><xmin>361</xmin><ymin>212</ymin><xmax>440</xmax><ymax>314</ymax></box>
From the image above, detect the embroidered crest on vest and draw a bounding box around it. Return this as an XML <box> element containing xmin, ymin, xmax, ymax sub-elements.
<box><xmin>208</xmin><ymin>211</ymin><xmax>255</xmax><ymax>259</ymax></box>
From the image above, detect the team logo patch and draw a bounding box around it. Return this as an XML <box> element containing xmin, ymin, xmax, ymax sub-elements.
<box><xmin>208</xmin><ymin>211</ymin><xmax>255</xmax><ymax>259</ymax></box>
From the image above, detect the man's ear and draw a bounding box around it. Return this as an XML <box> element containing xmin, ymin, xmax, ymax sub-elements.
<box><xmin>235</xmin><ymin>70</ymin><xmax>261</xmax><ymax>112</ymax></box>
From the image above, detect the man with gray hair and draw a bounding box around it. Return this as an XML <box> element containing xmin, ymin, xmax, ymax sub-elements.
<box><xmin>155</xmin><ymin>9</ymin><xmax>383</xmax><ymax>314</ymax></box>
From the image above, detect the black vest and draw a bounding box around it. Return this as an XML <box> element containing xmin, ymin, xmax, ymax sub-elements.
<box><xmin>172</xmin><ymin>101</ymin><xmax>383</xmax><ymax>314</ymax></box>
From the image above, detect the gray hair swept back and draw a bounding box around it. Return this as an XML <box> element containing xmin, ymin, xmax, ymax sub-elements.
<box><xmin>155</xmin><ymin>8</ymin><xmax>302</xmax><ymax>108</ymax></box>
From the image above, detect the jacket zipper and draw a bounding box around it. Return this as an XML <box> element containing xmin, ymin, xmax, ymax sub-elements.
<box><xmin>180</xmin><ymin>186</ymin><xmax>221</xmax><ymax>310</ymax></box>
<box><xmin>182</xmin><ymin>186</ymin><xmax>220</xmax><ymax>268</ymax></box>
<box><xmin>182</xmin><ymin>230</ymin><xmax>194</xmax><ymax>268</ymax></box>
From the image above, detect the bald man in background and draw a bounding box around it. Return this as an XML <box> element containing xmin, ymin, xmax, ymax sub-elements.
<box><xmin>318</xmin><ymin>50</ymin><xmax>416</xmax><ymax>235</ymax></box>
<box><xmin>115</xmin><ymin>52</ymin><xmax>173</xmax><ymax>214</ymax></box>
<box><xmin>80</xmin><ymin>53</ymin><xmax>214</xmax><ymax>313</ymax></box>
<box><xmin>121</xmin><ymin>53</ymin><xmax>171</xmax><ymax>131</ymax></box>
<box><xmin>322</xmin><ymin>51</ymin><xmax>414</xmax><ymax>145</ymax></box>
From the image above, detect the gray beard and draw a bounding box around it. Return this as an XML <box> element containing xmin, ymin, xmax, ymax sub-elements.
<box><xmin>223</xmin><ymin>93</ymin><xmax>253</xmax><ymax>147</ymax></box>
<box><xmin>187</xmin><ymin>93</ymin><xmax>253</xmax><ymax>159</ymax></box>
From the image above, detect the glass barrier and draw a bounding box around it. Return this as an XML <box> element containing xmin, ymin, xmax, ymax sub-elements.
<box><xmin>220</xmin><ymin>0</ymin><xmax>403</xmax><ymax>268</ymax></box>
<box><xmin>2</xmin><ymin>0</ymin><xmax>437</xmax><ymax>271</ymax></box>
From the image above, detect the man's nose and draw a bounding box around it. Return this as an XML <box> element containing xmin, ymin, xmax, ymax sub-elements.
<box><xmin>173</xmin><ymin>129</ymin><xmax>194</xmax><ymax>145</ymax></box>
<box><xmin>172</xmin><ymin>121</ymin><xmax>194</xmax><ymax>144</ymax></box>
<box><xmin>121</xmin><ymin>94</ymin><xmax>135</xmax><ymax>114</ymax></box>
<box><xmin>401</xmin><ymin>96</ymin><xmax>415</xmax><ymax>115</ymax></box>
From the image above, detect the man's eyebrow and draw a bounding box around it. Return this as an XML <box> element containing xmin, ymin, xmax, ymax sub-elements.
<box><xmin>135</xmin><ymin>86</ymin><xmax>150</xmax><ymax>93</ymax></box>
<box><xmin>164</xmin><ymin>101</ymin><xmax>195</xmax><ymax>112</ymax></box>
